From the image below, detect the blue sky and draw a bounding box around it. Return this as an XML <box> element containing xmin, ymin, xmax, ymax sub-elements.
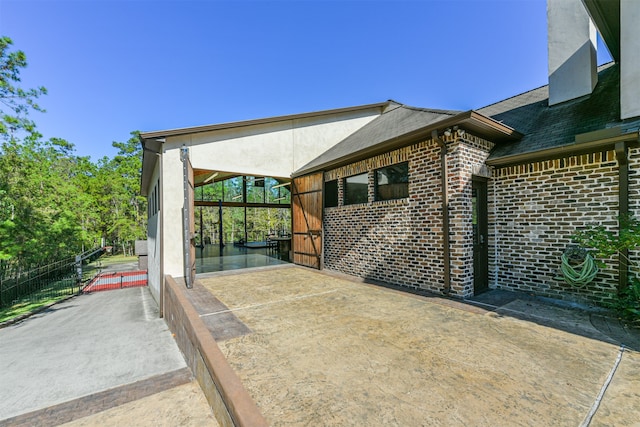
<box><xmin>1</xmin><ymin>0</ymin><xmax>612</xmax><ymax>160</ymax></box>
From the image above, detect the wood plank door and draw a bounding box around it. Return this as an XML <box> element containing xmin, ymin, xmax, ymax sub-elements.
<box><xmin>181</xmin><ymin>147</ymin><xmax>196</xmax><ymax>288</ymax></box>
<box><xmin>292</xmin><ymin>173</ymin><xmax>323</xmax><ymax>269</ymax></box>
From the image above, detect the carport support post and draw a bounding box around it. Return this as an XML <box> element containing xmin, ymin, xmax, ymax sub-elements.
<box><xmin>219</xmin><ymin>199</ymin><xmax>224</xmax><ymax>252</ymax></box>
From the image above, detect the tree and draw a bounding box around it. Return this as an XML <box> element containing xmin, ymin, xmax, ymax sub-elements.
<box><xmin>0</xmin><ymin>137</ymin><xmax>91</xmax><ymax>265</ymax></box>
<box><xmin>0</xmin><ymin>36</ymin><xmax>47</xmax><ymax>141</ymax></box>
<box><xmin>91</xmin><ymin>132</ymin><xmax>147</xmax><ymax>255</ymax></box>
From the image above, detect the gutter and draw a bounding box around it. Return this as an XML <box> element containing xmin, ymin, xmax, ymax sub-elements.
<box><xmin>486</xmin><ymin>131</ymin><xmax>640</xmax><ymax>167</ymax></box>
<box><xmin>432</xmin><ymin>130</ymin><xmax>451</xmax><ymax>294</ymax></box>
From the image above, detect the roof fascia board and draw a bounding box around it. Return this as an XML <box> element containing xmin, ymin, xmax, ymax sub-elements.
<box><xmin>139</xmin><ymin>101</ymin><xmax>389</xmax><ymax>140</ymax></box>
<box><xmin>487</xmin><ymin>131</ymin><xmax>640</xmax><ymax>167</ymax></box>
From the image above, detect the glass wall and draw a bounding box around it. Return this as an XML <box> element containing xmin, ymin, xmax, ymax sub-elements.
<box><xmin>194</xmin><ymin>175</ymin><xmax>291</xmax><ymax>248</ymax></box>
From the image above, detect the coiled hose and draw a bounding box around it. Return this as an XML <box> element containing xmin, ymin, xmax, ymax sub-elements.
<box><xmin>560</xmin><ymin>251</ymin><xmax>599</xmax><ymax>287</ymax></box>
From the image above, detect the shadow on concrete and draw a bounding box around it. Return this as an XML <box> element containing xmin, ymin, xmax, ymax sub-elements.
<box><xmin>359</xmin><ymin>278</ymin><xmax>640</xmax><ymax>352</ymax></box>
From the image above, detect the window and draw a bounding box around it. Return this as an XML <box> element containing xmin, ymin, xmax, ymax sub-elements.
<box><xmin>375</xmin><ymin>162</ymin><xmax>409</xmax><ymax>201</ymax></box>
<box><xmin>344</xmin><ymin>173</ymin><xmax>368</xmax><ymax>205</ymax></box>
<box><xmin>324</xmin><ymin>180</ymin><xmax>338</xmax><ymax>208</ymax></box>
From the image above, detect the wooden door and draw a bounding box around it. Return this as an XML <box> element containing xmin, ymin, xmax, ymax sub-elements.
<box><xmin>181</xmin><ymin>147</ymin><xmax>196</xmax><ymax>288</ymax></box>
<box><xmin>292</xmin><ymin>173</ymin><xmax>323</xmax><ymax>269</ymax></box>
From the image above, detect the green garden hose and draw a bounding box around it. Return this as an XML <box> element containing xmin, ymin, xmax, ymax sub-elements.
<box><xmin>560</xmin><ymin>251</ymin><xmax>599</xmax><ymax>287</ymax></box>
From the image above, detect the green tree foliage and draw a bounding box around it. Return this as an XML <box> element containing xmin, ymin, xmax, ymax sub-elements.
<box><xmin>573</xmin><ymin>216</ymin><xmax>640</xmax><ymax>325</ymax></box>
<box><xmin>97</xmin><ymin>132</ymin><xmax>147</xmax><ymax>256</ymax></box>
<box><xmin>0</xmin><ymin>36</ymin><xmax>47</xmax><ymax>141</ymax></box>
<box><xmin>0</xmin><ymin>36</ymin><xmax>146</xmax><ymax>267</ymax></box>
<box><xmin>0</xmin><ymin>137</ymin><xmax>98</xmax><ymax>264</ymax></box>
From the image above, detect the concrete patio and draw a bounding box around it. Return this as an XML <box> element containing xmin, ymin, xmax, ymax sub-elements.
<box><xmin>189</xmin><ymin>265</ymin><xmax>640</xmax><ymax>426</ymax></box>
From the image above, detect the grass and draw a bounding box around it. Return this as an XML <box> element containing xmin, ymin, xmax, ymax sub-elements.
<box><xmin>0</xmin><ymin>296</ymin><xmax>68</xmax><ymax>323</ymax></box>
<box><xmin>0</xmin><ymin>254</ymin><xmax>137</xmax><ymax>324</ymax></box>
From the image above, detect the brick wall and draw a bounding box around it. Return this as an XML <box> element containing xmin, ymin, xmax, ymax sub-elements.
<box><xmin>320</xmin><ymin>136</ymin><xmax>635</xmax><ymax>304</ymax></box>
<box><xmin>448</xmin><ymin>136</ymin><xmax>494</xmax><ymax>296</ymax></box>
<box><xmin>324</xmin><ymin>142</ymin><xmax>444</xmax><ymax>293</ymax></box>
<box><xmin>491</xmin><ymin>151</ymin><xmax>620</xmax><ymax>305</ymax></box>
<box><xmin>323</xmin><ymin>135</ymin><xmax>492</xmax><ymax>297</ymax></box>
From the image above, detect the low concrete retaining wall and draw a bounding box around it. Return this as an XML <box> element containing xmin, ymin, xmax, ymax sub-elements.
<box><xmin>163</xmin><ymin>275</ymin><xmax>268</xmax><ymax>427</ymax></box>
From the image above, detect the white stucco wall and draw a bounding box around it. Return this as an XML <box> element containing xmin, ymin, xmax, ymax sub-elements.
<box><xmin>159</xmin><ymin>108</ymin><xmax>380</xmax><ymax>278</ymax></box>
<box><xmin>547</xmin><ymin>0</ymin><xmax>597</xmax><ymax>106</ymax></box>
<box><xmin>621</xmin><ymin>0</ymin><xmax>640</xmax><ymax>120</ymax></box>
<box><xmin>146</xmin><ymin>160</ymin><xmax>162</xmax><ymax>304</ymax></box>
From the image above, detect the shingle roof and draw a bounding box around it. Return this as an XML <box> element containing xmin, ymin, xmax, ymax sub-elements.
<box><xmin>294</xmin><ymin>102</ymin><xmax>461</xmax><ymax>174</ymax></box>
<box><xmin>479</xmin><ymin>62</ymin><xmax>640</xmax><ymax>162</ymax></box>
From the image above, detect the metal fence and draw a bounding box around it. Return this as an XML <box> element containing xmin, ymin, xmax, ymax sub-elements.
<box><xmin>0</xmin><ymin>248</ymin><xmax>104</xmax><ymax>309</ymax></box>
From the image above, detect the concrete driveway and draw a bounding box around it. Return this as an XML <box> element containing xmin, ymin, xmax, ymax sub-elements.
<box><xmin>196</xmin><ymin>266</ymin><xmax>640</xmax><ymax>426</ymax></box>
<box><xmin>0</xmin><ymin>287</ymin><xmax>215</xmax><ymax>425</ymax></box>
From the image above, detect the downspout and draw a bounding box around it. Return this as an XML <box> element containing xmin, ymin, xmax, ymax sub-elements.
<box><xmin>432</xmin><ymin>130</ymin><xmax>451</xmax><ymax>294</ymax></box>
<box><xmin>615</xmin><ymin>141</ymin><xmax>628</xmax><ymax>292</ymax></box>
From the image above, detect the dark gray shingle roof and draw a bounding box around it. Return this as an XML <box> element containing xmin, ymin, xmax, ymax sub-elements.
<box><xmin>295</xmin><ymin>102</ymin><xmax>461</xmax><ymax>174</ymax></box>
<box><xmin>480</xmin><ymin>62</ymin><xmax>640</xmax><ymax>161</ymax></box>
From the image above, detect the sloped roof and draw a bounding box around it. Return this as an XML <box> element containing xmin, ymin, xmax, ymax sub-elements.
<box><xmin>293</xmin><ymin>103</ymin><xmax>459</xmax><ymax>174</ymax></box>
<box><xmin>294</xmin><ymin>102</ymin><xmax>521</xmax><ymax>176</ymax></box>
<box><xmin>479</xmin><ymin>62</ymin><xmax>640</xmax><ymax>164</ymax></box>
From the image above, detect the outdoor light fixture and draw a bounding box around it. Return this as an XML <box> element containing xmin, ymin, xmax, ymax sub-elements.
<box><xmin>273</xmin><ymin>196</ymin><xmax>287</xmax><ymax>201</ymax></box>
<box><xmin>443</xmin><ymin>128</ymin><xmax>452</xmax><ymax>137</ymax></box>
<box><xmin>232</xmin><ymin>194</ymin><xmax>242</xmax><ymax>200</ymax></box>
<box><xmin>457</xmin><ymin>128</ymin><xmax>466</xmax><ymax>137</ymax></box>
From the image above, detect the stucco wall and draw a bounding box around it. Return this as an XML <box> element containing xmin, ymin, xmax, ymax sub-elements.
<box><xmin>158</xmin><ymin>109</ymin><xmax>380</xmax><ymax>279</ymax></box>
<box><xmin>146</xmin><ymin>160</ymin><xmax>162</xmax><ymax>304</ymax></box>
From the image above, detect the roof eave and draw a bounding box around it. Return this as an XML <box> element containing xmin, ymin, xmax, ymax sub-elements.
<box><xmin>487</xmin><ymin>130</ymin><xmax>640</xmax><ymax>167</ymax></box>
<box><xmin>140</xmin><ymin>137</ymin><xmax>163</xmax><ymax>195</ymax></box>
<box><xmin>139</xmin><ymin>101</ymin><xmax>390</xmax><ymax>140</ymax></box>
<box><xmin>582</xmin><ymin>0</ymin><xmax>620</xmax><ymax>62</ymax></box>
<box><xmin>293</xmin><ymin>111</ymin><xmax>522</xmax><ymax>177</ymax></box>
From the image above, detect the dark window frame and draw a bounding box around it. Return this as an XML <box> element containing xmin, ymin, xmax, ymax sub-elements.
<box><xmin>374</xmin><ymin>161</ymin><xmax>409</xmax><ymax>201</ymax></box>
<box><xmin>324</xmin><ymin>179</ymin><xmax>339</xmax><ymax>208</ymax></box>
<box><xmin>343</xmin><ymin>172</ymin><xmax>369</xmax><ymax>205</ymax></box>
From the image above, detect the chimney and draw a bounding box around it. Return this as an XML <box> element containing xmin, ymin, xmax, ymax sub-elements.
<box><xmin>547</xmin><ymin>0</ymin><xmax>597</xmax><ymax>106</ymax></box>
<box><xmin>621</xmin><ymin>0</ymin><xmax>640</xmax><ymax>119</ymax></box>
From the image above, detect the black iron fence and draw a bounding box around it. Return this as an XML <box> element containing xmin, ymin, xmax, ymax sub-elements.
<box><xmin>0</xmin><ymin>248</ymin><xmax>104</xmax><ymax>309</ymax></box>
